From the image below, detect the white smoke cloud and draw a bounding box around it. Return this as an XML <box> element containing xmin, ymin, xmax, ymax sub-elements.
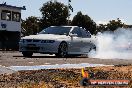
<box><xmin>89</xmin><ymin>28</ymin><xmax>132</xmax><ymax>59</ymax></box>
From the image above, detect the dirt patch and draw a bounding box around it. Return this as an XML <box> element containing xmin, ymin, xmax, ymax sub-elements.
<box><xmin>0</xmin><ymin>66</ymin><xmax>132</xmax><ymax>88</ymax></box>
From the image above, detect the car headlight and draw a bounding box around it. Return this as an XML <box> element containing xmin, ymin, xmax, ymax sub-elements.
<box><xmin>41</xmin><ymin>40</ymin><xmax>55</xmax><ymax>43</ymax></box>
<box><xmin>19</xmin><ymin>39</ymin><xmax>25</xmax><ymax>43</ymax></box>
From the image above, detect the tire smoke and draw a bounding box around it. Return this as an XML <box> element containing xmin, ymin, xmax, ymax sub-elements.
<box><xmin>89</xmin><ymin>28</ymin><xmax>132</xmax><ymax>59</ymax></box>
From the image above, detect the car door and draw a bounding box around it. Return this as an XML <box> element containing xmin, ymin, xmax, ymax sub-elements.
<box><xmin>80</xmin><ymin>28</ymin><xmax>94</xmax><ymax>54</ymax></box>
<box><xmin>68</xmin><ymin>27</ymin><xmax>82</xmax><ymax>54</ymax></box>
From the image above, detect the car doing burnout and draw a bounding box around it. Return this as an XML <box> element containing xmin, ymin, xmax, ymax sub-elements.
<box><xmin>19</xmin><ymin>26</ymin><xmax>96</xmax><ymax>57</ymax></box>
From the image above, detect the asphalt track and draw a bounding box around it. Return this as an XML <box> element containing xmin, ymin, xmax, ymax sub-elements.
<box><xmin>0</xmin><ymin>51</ymin><xmax>132</xmax><ymax>67</ymax></box>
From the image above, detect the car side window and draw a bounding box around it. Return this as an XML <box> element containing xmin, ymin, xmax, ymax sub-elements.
<box><xmin>81</xmin><ymin>28</ymin><xmax>91</xmax><ymax>38</ymax></box>
<box><xmin>71</xmin><ymin>27</ymin><xmax>82</xmax><ymax>37</ymax></box>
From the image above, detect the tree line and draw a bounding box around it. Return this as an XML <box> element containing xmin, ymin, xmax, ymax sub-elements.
<box><xmin>22</xmin><ymin>1</ymin><xmax>132</xmax><ymax>36</ymax></box>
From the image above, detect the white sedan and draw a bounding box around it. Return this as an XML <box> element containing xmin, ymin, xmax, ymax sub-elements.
<box><xmin>19</xmin><ymin>26</ymin><xmax>96</xmax><ymax>57</ymax></box>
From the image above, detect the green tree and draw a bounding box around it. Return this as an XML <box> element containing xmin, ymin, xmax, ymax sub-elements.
<box><xmin>106</xmin><ymin>18</ymin><xmax>124</xmax><ymax>31</ymax></box>
<box><xmin>40</xmin><ymin>1</ymin><xmax>68</xmax><ymax>29</ymax></box>
<box><xmin>22</xmin><ymin>16</ymin><xmax>40</xmax><ymax>35</ymax></box>
<box><xmin>71</xmin><ymin>11</ymin><xmax>97</xmax><ymax>34</ymax></box>
<box><xmin>97</xmin><ymin>24</ymin><xmax>107</xmax><ymax>33</ymax></box>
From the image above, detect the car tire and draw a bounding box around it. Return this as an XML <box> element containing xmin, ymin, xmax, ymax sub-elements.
<box><xmin>88</xmin><ymin>45</ymin><xmax>96</xmax><ymax>57</ymax></box>
<box><xmin>93</xmin><ymin>45</ymin><xmax>96</xmax><ymax>51</ymax></box>
<box><xmin>89</xmin><ymin>45</ymin><xmax>96</xmax><ymax>52</ymax></box>
<box><xmin>22</xmin><ymin>52</ymin><xmax>33</xmax><ymax>57</ymax></box>
<box><xmin>56</xmin><ymin>42</ymin><xmax>68</xmax><ymax>57</ymax></box>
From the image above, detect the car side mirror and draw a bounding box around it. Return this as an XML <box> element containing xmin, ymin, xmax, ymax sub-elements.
<box><xmin>69</xmin><ymin>33</ymin><xmax>77</xmax><ymax>41</ymax></box>
<box><xmin>69</xmin><ymin>33</ymin><xmax>77</xmax><ymax>37</ymax></box>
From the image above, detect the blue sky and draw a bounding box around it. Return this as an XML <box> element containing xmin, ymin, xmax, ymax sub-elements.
<box><xmin>0</xmin><ymin>0</ymin><xmax>132</xmax><ymax>25</ymax></box>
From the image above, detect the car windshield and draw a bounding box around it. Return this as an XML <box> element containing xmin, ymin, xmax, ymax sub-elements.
<box><xmin>39</xmin><ymin>27</ymin><xmax>71</xmax><ymax>35</ymax></box>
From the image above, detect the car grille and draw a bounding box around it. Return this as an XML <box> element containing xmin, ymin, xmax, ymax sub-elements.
<box><xmin>33</xmin><ymin>40</ymin><xmax>41</xmax><ymax>42</ymax></box>
<box><xmin>26</xmin><ymin>39</ymin><xmax>32</xmax><ymax>42</ymax></box>
<box><xmin>26</xmin><ymin>39</ymin><xmax>41</xmax><ymax>43</ymax></box>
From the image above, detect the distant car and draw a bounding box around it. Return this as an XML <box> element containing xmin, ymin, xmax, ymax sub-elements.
<box><xmin>19</xmin><ymin>26</ymin><xmax>96</xmax><ymax>57</ymax></box>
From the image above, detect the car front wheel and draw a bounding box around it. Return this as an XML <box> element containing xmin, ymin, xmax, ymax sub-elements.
<box><xmin>22</xmin><ymin>52</ymin><xmax>33</xmax><ymax>57</ymax></box>
<box><xmin>56</xmin><ymin>42</ymin><xmax>68</xmax><ymax>57</ymax></box>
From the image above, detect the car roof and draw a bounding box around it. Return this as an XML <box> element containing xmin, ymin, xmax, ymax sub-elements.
<box><xmin>50</xmin><ymin>26</ymin><xmax>78</xmax><ymax>28</ymax></box>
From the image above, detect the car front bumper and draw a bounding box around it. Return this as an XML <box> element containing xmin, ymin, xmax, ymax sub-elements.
<box><xmin>19</xmin><ymin>42</ymin><xmax>59</xmax><ymax>54</ymax></box>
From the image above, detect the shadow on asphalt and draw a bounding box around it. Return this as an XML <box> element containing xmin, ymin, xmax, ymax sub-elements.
<box><xmin>13</xmin><ymin>55</ymin><xmax>88</xmax><ymax>58</ymax></box>
<box><xmin>13</xmin><ymin>55</ymin><xmax>56</xmax><ymax>58</ymax></box>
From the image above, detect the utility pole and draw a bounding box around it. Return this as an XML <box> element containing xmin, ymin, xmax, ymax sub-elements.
<box><xmin>68</xmin><ymin>0</ymin><xmax>73</xmax><ymax>25</ymax></box>
<box><xmin>68</xmin><ymin>0</ymin><xmax>70</xmax><ymax>25</ymax></box>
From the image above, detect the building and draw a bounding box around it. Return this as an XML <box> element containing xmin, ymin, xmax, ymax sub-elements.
<box><xmin>0</xmin><ymin>3</ymin><xmax>26</xmax><ymax>50</ymax></box>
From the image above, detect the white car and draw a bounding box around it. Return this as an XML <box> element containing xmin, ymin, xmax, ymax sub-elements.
<box><xmin>19</xmin><ymin>26</ymin><xmax>96</xmax><ymax>57</ymax></box>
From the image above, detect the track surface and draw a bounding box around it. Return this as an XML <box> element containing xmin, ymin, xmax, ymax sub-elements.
<box><xmin>0</xmin><ymin>51</ymin><xmax>132</xmax><ymax>67</ymax></box>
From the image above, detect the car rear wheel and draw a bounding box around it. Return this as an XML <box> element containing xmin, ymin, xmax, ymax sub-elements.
<box><xmin>56</xmin><ymin>42</ymin><xmax>68</xmax><ymax>57</ymax></box>
<box><xmin>22</xmin><ymin>52</ymin><xmax>33</xmax><ymax>57</ymax></box>
<box><xmin>89</xmin><ymin>44</ymin><xmax>96</xmax><ymax>52</ymax></box>
<box><xmin>88</xmin><ymin>45</ymin><xmax>96</xmax><ymax>57</ymax></box>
